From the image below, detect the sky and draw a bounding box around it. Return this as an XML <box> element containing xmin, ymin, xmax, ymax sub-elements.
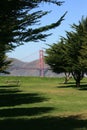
<box><xmin>7</xmin><ymin>0</ymin><xmax>87</xmax><ymax>62</ymax></box>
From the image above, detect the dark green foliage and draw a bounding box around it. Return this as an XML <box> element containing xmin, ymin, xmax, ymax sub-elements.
<box><xmin>66</xmin><ymin>17</ymin><xmax>87</xmax><ymax>87</ymax></box>
<box><xmin>0</xmin><ymin>0</ymin><xmax>65</xmax><ymax>47</ymax></box>
<box><xmin>45</xmin><ymin>39</ymin><xmax>69</xmax><ymax>73</ymax></box>
<box><xmin>0</xmin><ymin>57</ymin><xmax>11</xmax><ymax>74</ymax></box>
<box><xmin>0</xmin><ymin>0</ymin><xmax>65</xmax><ymax>73</ymax></box>
<box><xmin>45</xmin><ymin>38</ymin><xmax>71</xmax><ymax>83</ymax></box>
<box><xmin>0</xmin><ymin>45</ymin><xmax>11</xmax><ymax>74</ymax></box>
<box><xmin>45</xmin><ymin>16</ymin><xmax>87</xmax><ymax>87</ymax></box>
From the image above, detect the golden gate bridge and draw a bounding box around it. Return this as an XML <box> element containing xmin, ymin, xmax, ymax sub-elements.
<box><xmin>11</xmin><ymin>50</ymin><xmax>50</xmax><ymax>77</ymax></box>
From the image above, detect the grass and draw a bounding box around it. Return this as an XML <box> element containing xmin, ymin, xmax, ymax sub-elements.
<box><xmin>0</xmin><ymin>76</ymin><xmax>87</xmax><ymax>129</ymax></box>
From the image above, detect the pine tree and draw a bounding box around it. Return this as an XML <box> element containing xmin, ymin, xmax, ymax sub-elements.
<box><xmin>0</xmin><ymin>0</ymin><xmax>66</xmax><ymax>73</ymax></box>
<box><xmin>45</xmin><ymin>39</ymin><xmax>71</xmax><ymax>83</ymax></box>
<box><xmin>0</xmin><ymin>44</ymin><xmax>11</xmax><ymax>74</ymax></box>
<box><xmin>45</xmin><ymin>17</ymin><xmax>87</xmax><ymax>87</ymax></box>
<box><xmin>66</xmin><ymin>17</ymin><xmax>87</xmax><ymax>87</ymax></box>
<box><xmin>0</xmin><ymin>0</ymin><xmax>66</xmax><ymax>48</ymax></box>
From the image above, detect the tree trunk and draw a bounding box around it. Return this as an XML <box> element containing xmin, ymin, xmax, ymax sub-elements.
<box><xmin>76</xmin><ymin>79</ymin><xmax>80</xmax><ymax>87</ymax></box>
<box><xmin>64</xmin><ymin>72</ymin><xmax>71</xmax><ymax>84</ymax></box>
<box><xmin>72</xmin><ymin>71</ymin><xmax>84</xmax><ymax>87</ymax></box>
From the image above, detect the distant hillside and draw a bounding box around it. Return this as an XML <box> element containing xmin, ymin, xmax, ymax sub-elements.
<box><xmin>4</xmin><ymin>58</ymin><xmax>64</xmax><ymax>77</ymax></box>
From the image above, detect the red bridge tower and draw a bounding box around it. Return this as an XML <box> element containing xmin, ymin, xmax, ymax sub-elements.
<box><xmin>39</xmin><ymin>50</ymin><xmax>44</xmax><ymax>77</ymax></box>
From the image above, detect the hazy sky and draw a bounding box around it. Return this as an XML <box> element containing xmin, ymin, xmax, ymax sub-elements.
<box><xmin>7</xmin><ymin>0</ymin><xmax>87</xmax><ymax>62</ymax></box>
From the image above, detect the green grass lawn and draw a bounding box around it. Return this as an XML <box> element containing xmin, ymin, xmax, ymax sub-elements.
<box><xmin>0</xmin><ymin>76</ymin><xmax>87</xmax><ymax>130</ymax></box>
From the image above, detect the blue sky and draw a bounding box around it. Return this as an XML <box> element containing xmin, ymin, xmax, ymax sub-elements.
<box><xmin>7</xmin><ymin>0</ymin><xmax>87</xmax><ymax>62</ymax></box>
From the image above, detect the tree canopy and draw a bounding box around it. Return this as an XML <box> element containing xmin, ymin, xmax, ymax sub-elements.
<box><xmin>0</xmin><ymin>0</ymin><xmax>66</xmax><ymax>49</ymax></box>
<box><xmin>0</xmin><ymin>44</ymin><xmax>11</xmax><ymax>74</ymax></box>
<box><xmin>45</xmin><ymin>16</ymin><xmax>87</xmax><ymax>87</ymax></box>
<box><xmin>0</xmin><ymin>0</ymin><xmax>66</xmax><ymax>73</ymax></box>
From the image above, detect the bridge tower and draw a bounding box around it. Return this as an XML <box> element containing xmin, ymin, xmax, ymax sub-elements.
<box><xmin>39</xmin><ymin>50</ymin><xmax>44</xmax><ymax>77</ymax></box>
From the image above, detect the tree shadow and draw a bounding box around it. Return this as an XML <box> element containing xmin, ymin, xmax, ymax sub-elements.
<box><xmin>56</xmin><ymin>82</ymin><xmax>76</xmax><ymax>88</ymax></box>
<box><xmin>0</xmin><ymin>88</ymin><xmax>21</xmax><ymax>94</ymax></box>
<box><xmin>0</xmin><ymin>85</ymin><xmax>20</xmax><ymax>88</ymax></box>
<box><xmin>0</xmin><ymin>92</ymin><xmax>48</xmax><ymax>107</ymax></box>
<box><xmin>78</xmin><ymin>84</ymin><xmax>87</xmax><ymax>90</ymax></box>
<box><xmin>0</xmin><ymin>84</ymin><xmax>49</xmax><ymax>107</ymax></box>
<box><xmin>0</xmin><ymin>115</ymin><xmax>87</xmax><ymax>130</ymax></box>
<box><xmin>57</xmin><ymin>82</ymin><xmax>87</xmax><ymax>90</ymax></box>
<box><xmin>0</xmin><ymin>85</ymin><xmax>87</xmax><ymax>129</ymax></box>
<box><xmin>0</xmin><ymin>85</ymin><xmax>56</xmax><ymax>130</ymax></box>
<box><xmin>0</xmin><ymin>107</ymin><xmax>54</xmax><ymax>117</ymax></box>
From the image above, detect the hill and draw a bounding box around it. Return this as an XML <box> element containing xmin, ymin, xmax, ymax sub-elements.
<box><xmin>4</xmin><ymin>58</ymin><xmax>64</xmax><ymax>77</ymax></box>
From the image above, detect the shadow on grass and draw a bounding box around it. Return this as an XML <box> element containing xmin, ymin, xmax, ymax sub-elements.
<box><xmin>0</xmin><ymin>85</ymin><xmax>58</xmax><ymax>130</ymax></box>
<box><xmin>0</xmin><ymin>92</ymin><xmax>48</xmax><ymax>107</ymax></box>
<box><xmin>0</xmin><ymin>115</ymin><xmax>87</xmax><ymax>130</ymax></box>
<box><xmin>0</xmin><ymin>107</ymin><xmax>54</xmax><ymax>117</ymax></box>
<box><xmin>0</xmin><ymin>85</ymin><xmax>20</xmax><ymax>88</ymax></box>
<box><xmin>56</xmin><ymin>82</ymin><xmax>76</xmax><ymax>88</ymax></box>
<box><xmin>57</xmin><ymin>82</ymin><xmax>87</xmax><ymax>90</ymax></box>
<box><xmin>78</xmin><ymin>84</ymin><xmax>87</xmax><ymax>91</ymax></box>
<box><xmin>0</xmin><ymin>84</ymin><xmax>48</xmax><ymax>107</ymax></box>
<box><xmin>0</xmin><ymin>88</ymin><xmax>21</xmax><ymax>94</ymax></box>
<box><xmin>0</xmin><ymin>86</ymin><xmax>87</xmax><ymax>129</ymax></box>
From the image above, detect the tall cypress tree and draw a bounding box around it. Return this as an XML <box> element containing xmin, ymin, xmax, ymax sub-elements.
<box><xmin>0</xmin><ymin>0</ymin><xmax>66</xmax><ymax>48</ymax></box>
<box><xmin>0</xmin><ymin>0</ymin><xmax>66</xmax><ymax>73</ymax></box>
<box><xmin>45</xmin><ymin>17</ymin><xmax>87</xmax><ymax>87</ymax></box>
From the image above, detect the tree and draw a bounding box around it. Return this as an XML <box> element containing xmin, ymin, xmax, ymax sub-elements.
<box><xmin>45</xmin><ymin>17</ymin><xmax>87</xmax><ymax>87</ymax></box>
<box><xmin>45</xmin><ymin>39</ymin><xmax>71</xmax><ymax>83</ymax></box>
<box><xmin>65</xmin><ymin>17</ymin><xmax>87</xmax><ymax>87</ymax></box>
<box><xmin>0</xmin><ymin>0</ymin><xmax>66</xmax><ymax>48</ymax></box>
<box><xmin>0</xmin><ymin>0</ymin><xmax>66</xmax><ymax>73</ymax></box>
<box><xmin>0</xmin><ymin>44</ymin><xmax>11</xmax><ymax>74</ymax></box>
